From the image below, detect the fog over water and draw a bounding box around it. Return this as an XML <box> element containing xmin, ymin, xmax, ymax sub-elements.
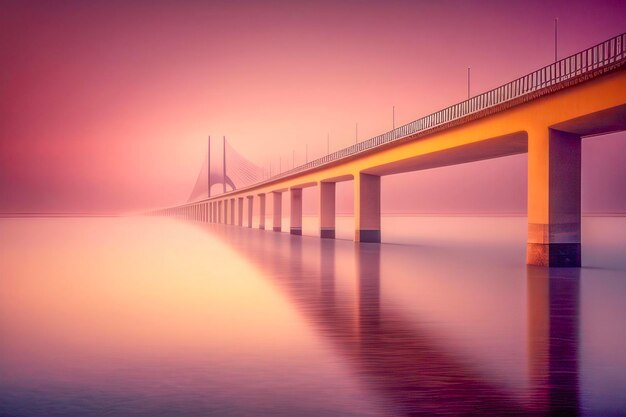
<box><xmin>1</xmin><ymin>216</ymin><xmax>625</xmax><ymax>416</ymax></box>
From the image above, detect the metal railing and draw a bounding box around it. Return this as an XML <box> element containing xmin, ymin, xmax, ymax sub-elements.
<box><xmin>229</xmin><ymin>32</ymin><xmax>626</xmax><ymax>196</ymax></box>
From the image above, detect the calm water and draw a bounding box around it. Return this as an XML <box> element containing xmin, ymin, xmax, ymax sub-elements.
<box><xmin>1</xmin><ymin>216</ymin><xmax>625</xmax><ymax>416</ymax></box>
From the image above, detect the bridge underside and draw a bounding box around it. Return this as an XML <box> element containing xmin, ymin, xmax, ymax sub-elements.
<box><xmin>362</xmin><ymin>131</ymin><xmax>528</xmax><ymax>176</ymax></box>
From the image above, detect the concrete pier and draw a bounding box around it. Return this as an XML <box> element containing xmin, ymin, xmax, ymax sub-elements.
<box><xmin>259</xmin><ymin>194</ymin><xmax>266</xmax><ymax>230</ymax></box>
<box><xmin>527</xmin><ymin>128</ymin><xmax>581</xmax><ymax>267</ymax></box>
<box><xmin>355</xmin><ymin>173</ymin><xmax>381</xmax><ymax>243</ymax></box>
<box><xmin>238</xmin><ymin>197</ymin><xmax>244</xmax><ymax>227</ymax></box>
<box><xmin>272</xmin><ymin>192</ymin><xmax>282</xmax><ymax>232</ymax></box>
<box><xmin>230</xmin><ymin>199</ymin><xmax>235</xmax><ymax>225</ymax></box>
<box><xmin>320</xmin><ymin>182</ymin><xmax>336</xmax><ymax>239</ymax></box>
<box><xmin>290</xmin><ymin>188</ymin><xmax>302</xmax><ymax>235</ymax></box>
<box><xmin>247</xmin><ymin>196</ymin><xmax>254</xmax><ymax>228</ymax></box>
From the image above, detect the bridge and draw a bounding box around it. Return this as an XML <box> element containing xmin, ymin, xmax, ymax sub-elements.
<box><xmin>150</xmin><ymin>32</ymin><xmax>626</xmax><ymax>267</ymax></box>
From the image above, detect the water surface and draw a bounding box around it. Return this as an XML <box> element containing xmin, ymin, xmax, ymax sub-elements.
<box><xmin>1</xmin><ymin>216</ymin><xmax>625</xmax><ymax>416</ymax></box>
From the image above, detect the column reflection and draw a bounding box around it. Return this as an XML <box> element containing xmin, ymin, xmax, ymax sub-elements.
<box><xmin>527</xmin><ymin>266</ymin><xmax>580</xmax><ymax>416</ymax></box>
<box><xmin>209</xmin><ymin>226</ymin><xmax>581</xmax><ymax>416</ymax></box>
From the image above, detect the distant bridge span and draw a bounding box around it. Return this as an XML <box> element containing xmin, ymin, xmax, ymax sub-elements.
<box><xmin>152</xmin><ymin>33</ymin><xmax>626</xmax><ymax>267</ymax></box>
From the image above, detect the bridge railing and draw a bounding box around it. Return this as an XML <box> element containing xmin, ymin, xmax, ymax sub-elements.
<box><xmin>253</xmin><ymin>32</ymin><xmax>626</xmax><ymax>189</ymax></box>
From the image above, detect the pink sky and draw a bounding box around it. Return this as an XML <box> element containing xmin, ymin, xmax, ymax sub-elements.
<box><xmin>1</xmin><ymin>0</ymin><xmax>625</xmax><ymax>214</ymax></box>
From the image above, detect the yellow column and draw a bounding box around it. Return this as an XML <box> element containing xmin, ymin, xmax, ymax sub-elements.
<box><xmin>247</xmin><ymin>196</ymin><xmax>254</xmax><ymax>228</ymax></box>
<box><xmin>258</xmin><ymin>194</ymin><xmax>266</xmax><ymax>230</ymax></box>
<box><xmin>354</xmin><ymin>173</ymin><xmax>381</xmax><ymax>243</ymax></box>
<box><xmin>290</xmin><ymin>188</ymin><xmax>303</xmax><ymax>235</ymax></box>
<box><xmin>320</xmin><ymin>182</ymin><xmax>336</xmax><ymax>239</ymax></box>
<box><xmin>237</xmin><ymin>197</ymin><xmax>244</xmax><ymax>227</ymax></box>
<box><xmin>527</xmin><ymin>128</ymin><xmax>581</xmax><ymax>267</ymax></box>
<box><xmin>272</xmin><ymin>192</ymin><xmax>282</xmax><ymax>232</ymax></box>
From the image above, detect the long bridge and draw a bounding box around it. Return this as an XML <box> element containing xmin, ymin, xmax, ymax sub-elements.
<box><xmin>150</xmin><ymin>32</ymin><xmax>626</xmax><ymax>267</ymax></box>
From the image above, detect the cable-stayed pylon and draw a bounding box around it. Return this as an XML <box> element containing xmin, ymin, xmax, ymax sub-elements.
<box><xmin>187</xmin><ymin>136</ymin><xmax>263</xmax><ymax>203</ymax></box>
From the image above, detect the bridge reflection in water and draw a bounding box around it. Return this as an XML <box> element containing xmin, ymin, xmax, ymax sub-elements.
<box><xmin>208</xmin><ymin>224</ymin><xmax>580</xmax><ymax>416</ymax></box>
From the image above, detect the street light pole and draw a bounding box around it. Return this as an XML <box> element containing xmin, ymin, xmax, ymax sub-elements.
<box><xmin>554</xmin><ymin>18</ymin><xmax>559</xmax><ymax>62</ymax></box>
<box><xmin>327</xmin><ymin>133</ymin><xmax>330</xmax><ymax>154</ymax></box>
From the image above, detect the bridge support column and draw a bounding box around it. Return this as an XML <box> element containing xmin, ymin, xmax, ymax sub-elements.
<box><xmin>238</xmin><ymin>198</ymin><xmax>244</xmax><ymax>227</ymax></box>
<box><xmin>320</xmin><ymin>182</ymin><xmax>336</xmax><ymax>239</ymax></box>
<box><xmin>220</xmin><ymin>201</ymin><xmax>225</xmax><ymax>223</ymax></box>
<box><xmin>230</xmin><ymin>199</ymin><xmax>235</xmax><ymax>225</ymax></box>
<box><xmin>259</xmin><ymin>194</ymin><xmax>266</xmax><ymax>230</ymax></box>
<box><xmin>290</xmin><ymin>188</ymin><xmax>302</xmax><ymax>235</ymax></box>
<box><xmin>527</xmin><ymin>128</ymin><xmax>581</xmax><ymax>267</ymax></box>
<box><xmin>354</xmin><ymin>173</ymin><xmax>381</xmax><ymax>243</ymax></box>
<box><xmin>272</xmin><ymin>192</ymin><xmax>282</xmax><ymax>232</ymax></box>
<box><xmin>247</xmin><ymin>196</ymin><xmax>254</xmax><ymax>228</ymax></box>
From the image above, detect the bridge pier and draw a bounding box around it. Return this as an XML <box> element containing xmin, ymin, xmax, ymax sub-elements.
<box><xmin>290</xmin><ymin>188</ymin><xmax>303</xmax><ymax>235</ymax></box>
<box><xmin>272</xmin><ymin>192</ymin><xmax>282</xmax><ymax>232</ymax></box>
<box><xmin>355</xmin><ymin>173</ymin><xmax>381</xmax><ymax>243</ymax></box>
<box><xmin>320</xmin><ymin>182</ymin><xmax>336</xmax><ymax>239</ymax></box>
<box><xmin>238</xmin><ymin>197</ymin><xmax>244</xmax><ymax>227</ymax></box>
<box><xmin>247</xmin><ymin>196</ymin><xmax>254</xmax><ymax>228</ymax></box>
<box><xmin>221</xmin><ymin>201</ymin><xmax>225</xmax><ymax>223</ymax></box>
<box><xmin>259</xmin><ymin>194</ymin><xmax>266</xmax><ymax>230</ymax></box>
<box><xmin>230</xmin><ymin>199</ymin><xmax>235</xmax><ymax>225</ymax></box>
<box><xmin>527</xmin><ymin>128</ymin><xmax>581</xmax><ymax>267</ymax></box>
